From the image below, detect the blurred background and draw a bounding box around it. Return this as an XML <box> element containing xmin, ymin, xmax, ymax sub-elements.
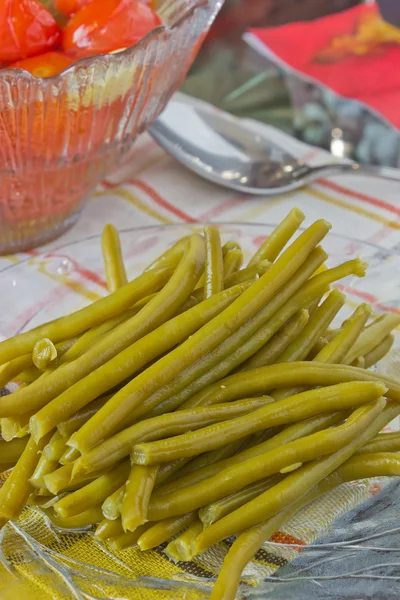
<box><xmin>182</xmin><ymin>0</ymin><xmax>400</xmax><ymax>167</ymax></box>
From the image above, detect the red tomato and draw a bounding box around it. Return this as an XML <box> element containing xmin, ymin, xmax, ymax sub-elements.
<box><xmin>56</xmin><ymin>0</ymin><xmax>156</xmax><ymax>17</ymax></box>
<box><xmin>9</xmin><ymin>52</ymin><xmax>74</xmax><ymax>77</ymax></box>
<box><xmin>62</xmin><ymin>0</ymin><xmax>162</xmax><ymax>58</ymax></box>
<box><xmin>0</xmin><ymin>0</ymin><xmax>62</xmax><ymax>62</ymax></box>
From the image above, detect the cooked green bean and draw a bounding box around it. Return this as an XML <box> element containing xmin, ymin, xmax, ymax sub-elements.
<box><xmin>54</xmin><ymin>461</ymin><xmax>130</xmax><ymax>519</ymax></box>
<box><xmin>185</xmin><ymin>361</ymin><xmax>400</xmax><ymax>408</ymax></box>
<box><xmin>44</xmin><ymin>463</ymin><xmax>98</xmax><ymax>496</ymax></box>
<box><xmin>192</xmin><ymin>397</ymin><xmax>392</xmax><ymax>554</ymax></box>
<box><xmin>95</xmin><ymin>517</ymin><xmax>124</xmax><ymax>540</ymax></box>
<box><xmin>177</xmin><ymin>258</ymin><xmax>365</xmax><ymax>413</ymax></box>
<box><xmin>0</xmin><ymin>354</ymin><xmax>35</xmax><ymax>388</ymax></box>
<box><xmin>57</xmin><ymin>396</ymin><xmax>110</xmax><ymax>438</ymax></box>
<box><xmin>1</xmin><ymin>410</ymin><xmax>34</xmax><ymax>441</ymax></box>
<box><xmin>59</xmin><ymin>447</ymin><xmax>80</xmax><ymax>465</ymax></box>
<box><xmin>270</xmin><ymin>301</ymin><xmax>370</xmax><ymax>403</ymax></box>
<box><xmin>108</xmin><ymin>523</ymin><xmax>153</xmax><ymax>551</ymax></box>
<box><xmin>146</xmin><ymin>400</ymin><xmax>382</xmax><ymax>519</ymax></box>
<box><xmin>209</xmin><ymin>449</ymin><xmax>400</xmax><ymax>600</ymax></box>
<box><xmin>363</xmin><ymin>334</ymin><xmax>395</xmax><ymax>368</ymax></box>
<box><xmin>32</xmin><ymin>338</ymin><xmax>58</xmax><ymax>371</ymax></box>
<box><xmin>199</xmin><ymin>476</ymin><xmax>282</xmax><ymax>527</ymax></box>
<box><xmin>135</xmin><ymin>381</ymin><xmax>385</xmax><ymax>468</ymax></box>
<box><xmin>173</xmin><ymin>439</ymin><xmax>247</xmax><ymax>481</ymax></box>
<box><xmin>121</xmin><ymin>465</ymin><xmax>159</xmax><ymax>532</ymax></box>
<box><xmin>335</xmin><ymin>452</ymin><xmax>400</xmax><ymax>479</ymax></box>
<box><xmin>31</xmin><ymin>284</ymin><xmax>245</xmax><ymax>447</ymax></box>
<box><xmin>357</xmin><ymin>431</ymin><xmax>400</xmax><ymax>454</ymax></box>
<box><xmin>0</xmin><ymin>432</ymin><xmax>52</xmax><ymax>522</ymax></box>
<box><xmin>344</xmin><ymin>313</ymin><xmax>400</xmax><ymax>365</ymax></box>
<box><xmin>222</xmin><ymin>248</ymin><xmax>243</xmax><ymax>278</ymax></box>
<box><xmin>102</xmin><ymin>485</ymin><xmax>125</xmax><ymax>520</ymax></box>
<box><xmin>0</xmin><ymin>265</ymin><xmax>173</xmax><ymax>365</ymax></box>
<box><xmin>45</xmin><ymin>506</ymin><xmax>103</xmax><ymax>530</ymax></box>
<box><xmin>274</xmin><ymin>289</ymin><xmax>345</xmax><ymax>363</ymax></box>
<box><xmin>156</xmin><ymin>412</ymin><xmax>345</xmax><ymax>498</ymax></box>
<box><xmin>144</xmin><ymin>236</ymin><xmax>189</xmax><ymax>272</ymax></box>
<box><xmin>43</xmin><ymin>431</ymin><xmax>67</xmax><ymax>461</ymax></box>
<box><xmin>30</xmin><ymin>453</ymin><xmax>59</xmax><ymax>489</ymax></box>
<box><xmin>224</xmin><ymin>260</ymin><xmax>270</xmax><ymax>288</ymax></box>
<box><xmin>0</xmin><ymin>437</ymin><xmax>27</xmax><ymax>467</ymax></box>
<box><xmin>73</xmin><ymin>397</ymin><xmax>272</xmax><ymax>476</ymax></box>
<box><xmin>165</xmin><ymin>520</ymin><xmax>203</xmax><ymax>562</ymax></box>
<box><xmin>68</xmin><ymin>220</ymin><xmax>331</xmax><ymax>452</ymax></box>
<box><xmin>240</xmin><ymin>309</ymin><xmax>309</xmax><ymax>371</ymax></box>
<box><xmin>137</xmin><ymin>513</ymin><xmax>197</xmax><ymax>551</ymax></box>
<box><xmin>247</xmin><ymin>208</ymin><xmax>305</xmax><ymax>266</ymax></box>
<box><xmin>204</xmin><ymin>226</ymin><xmax>224</xmax><ymax>299</ymax></box>
<box><xmin>101</xmin><ymin>224</ymin><xmax>128</xmax><ymax>292</ymax></box>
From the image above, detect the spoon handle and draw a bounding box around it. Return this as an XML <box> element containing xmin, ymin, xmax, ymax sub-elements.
<box><xmin>305</xmin><ymin>162</ymin><xmax>400</xmax><ymax>183</ymax></box>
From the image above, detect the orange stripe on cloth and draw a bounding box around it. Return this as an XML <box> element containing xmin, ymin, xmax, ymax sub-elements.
<box><xmin>129</xmin><ymin>179</ymin><xmax>197</xmax><ymax>223</ymax></box>
<box><xmin>95</xmin><ymin>187</ymin><xmax>172</xmax><ymax>224</ymax></box>
<box><xmin>306</xmin><ymin>187</ymin><xmax>400</xmax><ymax>230</ymax></box>
<box><xmin>318</xmin><ymin>179</ymin><xmax>400</xmax><ymax>218</ymax></box>
<box><xmin>271</xmin><ymin>530</ymin><xmax>306</xmax><ymax>551</ymax></box>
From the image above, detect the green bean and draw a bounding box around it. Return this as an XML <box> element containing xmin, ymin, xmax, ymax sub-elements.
<box><xmin>275</xmin><ymin>289</ymin><xmax>345</xmax><ymax>363</ymax></box>
<box><xmin>199</xmin><ymin>476</ymin><xmax>282</xmax><ymax>527</ymax></box>
<box><xmin>222</xmin><ymin>248</ymin><xmax>243</xmax><ymax>278</ymax></box>
<box><xmin>121</xmin><ymin>465</ymin><xmax>159</xmax><ymax>532</ymax></box>
<box><xmin>173</xmin><ymin>439</ymin><xmax>247</xmax><ymax>481</ymax></box>
<box><xmin>363</xmin><ymin>334</ymin><xmax>395</xmax><ymax>368</ymax></box>
<box><xmin>137</xmin><ymin>512</ymin><xmax>197</xmax><ymax>551</ymax></box>
<box><xmin>335</xmin><ymin>452</ymin><xmax>400</xmax><ymax>479</ymax></box>
<box><xmin>1</xmin><ymin>410</ymin><xmax>34</xmax><ymax>441</ymax></box>
<box><xmin>31</xmin><ymin>283</ymin><xmax>244</xmax><ymax>447</ymax></box>
<box><xmin>344</xmin><ymin>313</ymin><xmax>400</xmax><ymax>365</ymax></box>
<box><xmin>102</xmin><ymin>485</ymin><xmax>125</xmax><ymax>520</ymax></box>
<box><xmin>144</xmin><ymin>246</ymin><xmax>331</xmax><ymax>418</ymax></box>
<box><xmin>240</xmin><ymin>309</ymin><xmax>310</xmax><ymax>371</ymax></box>
<box><xmin>0</xmin><ymin>265</ymin><xmax>173</xmax><ymax>366</ymax></box>
<box><xmin>136</xmin><ymin>381</ymin><xmax>385</xmax><ymax>468</ymax></box>
<box><xmin>54</xmin><ymin>461</ymin><xmax>130</xmax><ymax>518</ymax></box>
<box><xmin>101</xmin><ymin>224</ymin><xmax>128</xmax><ymax>292</ymax></box>
<box><xmin>165</xmin><ymin>520</ymin><xmax>203</xmax><ymax>562</ymax></box>
<box><xmin>184</xmin><ymin>361</ymin><xmax>400</xmax><ymax>408</ymax></box>
<box><xmin>43</xmin><ymin>431</ymin><xmax>67</xmax><ymax>461</ymax></box>
<box><xmin>247</xmin><ymin>208</ymin><xmax>305</xmax><ymax>266</ymax></box>
<box><xmin>57</xmin><ymin>396</ymin><xmax>110</xmax><ymax>438</ymax></box>
<box><xmin>107</xmin><ymin>523</ymin><xmax>153</xmax><ymax>551</ymax></box>
<box><xmin>209</xmin><ymin>449</ymin><xmax>400</xmax><ymax>600</ymax></box>
<box><xmin>44</xmin><ymin>463</ymin><xmax>98</xmax><ymax>495</ymax></box>
<box><xmin>32</xmin><ymin>338</ymin><xmax>58</xmax><ymax>371</ymax></box>
<box><xmin>224</xmin><ymin>260</ymin><xmax>270</xmax><ymax>288</ymax></box>
<box><xmin>156</xmin><ymin>412</ymin><xmax>345</xmax><ymax>498</ymax></box>
<box><xmin>59</xmin><ymin>447</ymin><xmax>80</xmax><ymax>465</ymax></box>
<box><xmin>146</xmin><ymin>400</ymin><xmax>382</xmax><ymax>519</ymax></box>
<box><xmin>68</xmin><ymin>220</ymin><xmax>331</xmax><ymax>452</ymax></box>
<box><xmin>144</xmin><ymin>236</ymin><xmax>189</xmax><ymax>272</ymax></box>
<box><xmin>45</xmin><ymin>507</ymin><xmax>103</xmax><ymax>530</ymax></box>
<box><xmin>95</xmin><ymin>517</ymin><xmax>124</xmax><ymax>540</ymax></box>
<box><xmin>73</xmin><ymin>397</ymin><xmax>273</xmax><ymax>476</ymax></box>
<box><xmin>192</xmin><ymin>397</ymin><xmax>392</xmax><ymax>554</ymax></box>
<box><xmin>0</xmin><ymin>354</ymin><xmax>35</xmax><ymax>388</ymax></box>
<box><xmin>0</xmin><ymin>437</ymin><xmax>27</xmax><ymax>467</ymax></box>
<box><xmin>30</xmin><ymin>453</ymin><xmax>59</xmax><ymax>489</ymax></box>
<box><xmin>178</xmin><ymin>257</ymin><xmax>365</xmax><ymax>412</ymax></box>
<box><xmin>204</xmin><ymin>226</ymin><xmax>224</xmax><ymax>298</ymax></box>
<box><xmin>0</xmin><ymin>432</ymin><xmax>52</xmax><ymax>522</ymax></box>
<box><xmin>357</xmin><ymin>432</ymin><xmax>400</xmax><ymax>454</ymax></box>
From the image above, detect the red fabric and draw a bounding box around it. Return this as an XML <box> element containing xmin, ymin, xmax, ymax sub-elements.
<box><xmin>250</xmin><ymin>4</ymin><xmax>400</xmax><ymax>128</ymax></box>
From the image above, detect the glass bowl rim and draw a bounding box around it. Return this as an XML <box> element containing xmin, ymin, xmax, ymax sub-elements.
<box><xmin>0</xmin><ymin>0</ymin><xmax>216</xmax><ymax>83</ymax></box>
<box><xmin>1</xmin><ymin>220</ymin><xmax>398</xmax><ymax>277</ymax></box>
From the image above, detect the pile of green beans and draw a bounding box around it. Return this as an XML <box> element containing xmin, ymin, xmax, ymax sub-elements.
<box><xmin>0</xmin><ymin>209</ymin><xmax>399</xmax><ymax>600</ymax></box>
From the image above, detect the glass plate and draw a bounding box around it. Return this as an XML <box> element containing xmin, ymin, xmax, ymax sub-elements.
<box><xmin>0</xmin><ymin>223</ymin><xmax>399</xmax><ymax>600</ymax></box>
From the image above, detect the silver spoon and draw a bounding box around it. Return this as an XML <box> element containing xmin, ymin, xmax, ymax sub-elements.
<box><xmin>150</xmin><ymin>100</ymin><xmax>400</xmax><ymax>195</ymax></box>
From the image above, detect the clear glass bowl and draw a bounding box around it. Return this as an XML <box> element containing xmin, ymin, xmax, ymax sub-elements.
<box><xmin>0</xmin><ymin>0</ymin><xmax>222</xmax><ymax>255</ymax></box>
<box><xmin>0</xmin><ymin>223</ymin><xmax>399</xmax><ymax>600</ymax></box>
